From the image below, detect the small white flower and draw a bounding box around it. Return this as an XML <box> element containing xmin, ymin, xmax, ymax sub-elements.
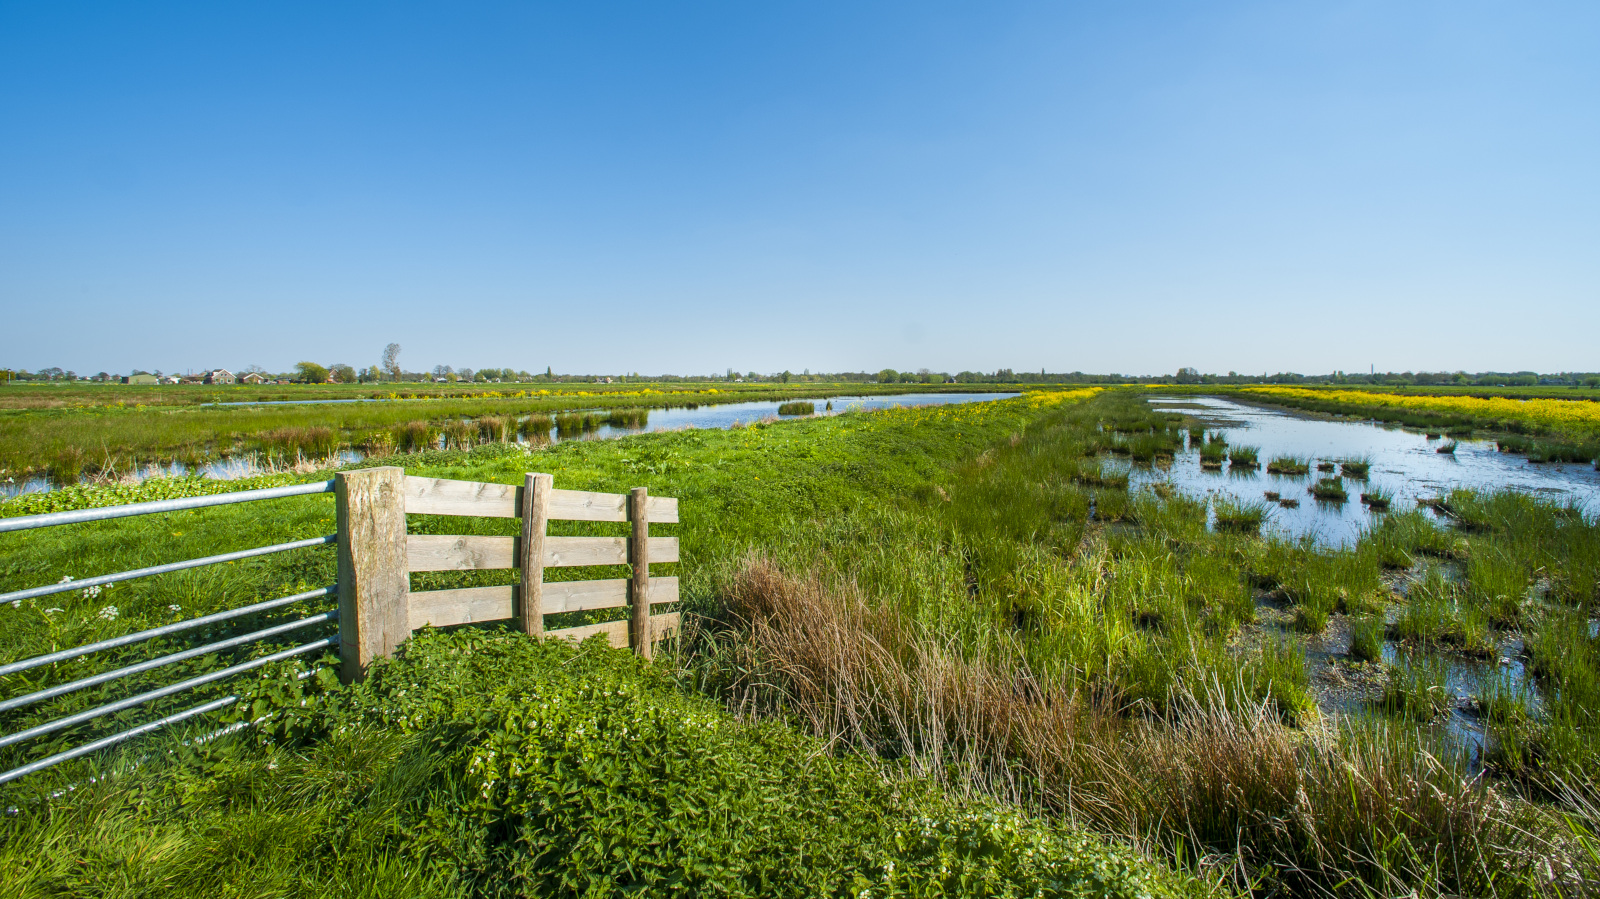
<box><xmin>167</xmin><ymin>604</ymin><xmax>182</xmax><ymax>613</ymax></box>
<box><xmin>98</xmin><ymin>605</ymin><xmax>119</xmax><ymax>621</ymax></box>
<box><xmin>81</xmin><ymin>585</ymin><xmax>102</xmax><ymax>599</ymax></box>
<box><xmin>9</xmin><ymin>600</ymin><xmax>19</xmax><ymax>609</ymax></box>
<box><xmin>45</xmin><ymin>607</ymin><xmax>63</xmax><ymax>614</ymax></box>
<box><xmin>59</xmin><ymin>575</ymin><xmax>74</xmax><ymax>583</ymax></box>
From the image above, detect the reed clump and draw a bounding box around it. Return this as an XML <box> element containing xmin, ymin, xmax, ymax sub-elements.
<box><xmin>1361</xmin><ymin>485</ymin><xmax>1394</xmax><ymax>510</ymax></box>
<box><xmin>1340</xmin><ymin>457</ymin><xmax>1371</xmax><ymax>478</ymax></box>
<box><xmin>261</xmin><ymin>426</ymin><xmax>338</xmax><ymax>460</ymax></box>
<box><xmin>519</xmin><ymin>414</ymin><xmax>553</xmax><ymax>439</ymax></box>
<box><xmin>1309</xmin><ymin>477</ymin><xmax>1348</xmax><ymax>502</ymax></box>
<box><xmin>443</xmin><ymin>420</ymin><xmax>477</xmax><ymax>450</ymax></box>
<box><xmin>1227</xmin><ymin>444</ymin><xmax>1260</xmax><ymax>468</ymax></box>
<box><xmin>1267</xmin><ymin>456</ymin><xmax>1310</xmax><ymax>475</ymax></box>
<box><xmin>1213</xmin><ymin>497</ymin><xmax>1269</xmax><ymax>534</ymax></box>
<box><xmin>556</xmin><ymin>412</ymin><xmax>600</xmax><ymax>436</ymax></box>
<box><xmin>777</xmin><ymin>401</ymin><xmax>815</xmax><ymax>416</ymax></box>
<box><xmin>392</xmin><ymin>420</ymin><xmax>439</xmax><ymax>452</ymax></box>
<box><xmin>605</xmin><ymin>407</ymin><xmax>650</xmax><ymax>428</ymax></box>
<box><xmin>1437</xmin><ymin>440</ymin><xmax>1459</xmax><ymax>454</ymax></box>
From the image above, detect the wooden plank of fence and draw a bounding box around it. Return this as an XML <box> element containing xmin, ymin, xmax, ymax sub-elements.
<box><xmin>407</xmin><ymin>577</ymin><xmax>679</xmax><ymax>629</ymax></box>
<box><xmin>519</xmin><ymin>472</ymin><xmax>552</xmax><ymax>637</ymax></box>
<box><xmin>406</xmin><ymin>535</ymin><xmax>678</xmax><ymax>572</ymax></box>
<box><xmin>404</xmin><ymin>476</ymin><xmax>518</xmax><ymax>518</ymax></box>
<box><xmin>409</xmin><ymin>585</ymin><xmax>513</xmax><ymax>630</ymax></box>
<box><xmin>547</xmin><ymin>611</ymin><xmax>680</xmax><ymax>649</ymax></box>
<box><xmin>337</xmin><ymin>467</ymin><xmax>410</xmax><ymax>683</ymax></box>
<box><xmin>403</xmin><ymin>475</ymin><xmax>678</xmax><ymax>523</ymax></box>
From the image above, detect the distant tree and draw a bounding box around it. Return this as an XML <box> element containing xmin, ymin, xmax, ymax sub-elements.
<box><xmin>780</xmin><ymin>370</ymin><xmax>792</xmax><ymax>383</ymax></box>
<box><xmin>382</xmin><ymin>343</ymin><xmax>402</xmax><ymax>380</ymax></box>
<box><xmin>361</xmin><ymin>365</ymin><xmax>382</xmax><ymax>383</ymax></box>
<box><xmin>295</xmin><ymin>361</ymin><xmax>330</xmax><ymax>384</ymax></box>
<box><xmin>876</xmin><ymin>368</ymin><xmax>898</xmax><ymax>383</ymax></box>
<box><xmin>432</xmin><ymin>364</ymin><xmax>452</xmax><ymax>380</ymax></box>
<box><xmin>1175</xmin><ymin>367</ymin><xmax>1201</xmax><ymax>384</ymax></box>
<box><xmin>328</xmin><ymin>364</ymin><xmax>357</xmax><ymax>383</ymax></box>
<box><xmin>995</xmin><ymin>368</ymin><xmax>1014</xmax><ymax>382</ymax></box>
<box><xmin>458</xmin><ymin>367</ymin><xmax>475</xmax><ymax>382</ymax></box>
<box><xmin>1585</xmin><ymin>376</ymin><xmax>1600</xmax><ymax>388</ymax></box>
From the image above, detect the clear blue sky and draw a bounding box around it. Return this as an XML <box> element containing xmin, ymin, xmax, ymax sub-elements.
<box><xmin>2</xmin><ymin>2</ymin><xmax>1596</xmax><ymax>377</ymax></box>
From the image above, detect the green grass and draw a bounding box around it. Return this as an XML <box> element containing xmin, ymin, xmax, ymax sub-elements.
<box><xmin>1226</xmin><ymin>444</ymin><xmax>1259</xmax><ymax>468</ymax></box>
<box><xmin>1340</xmin><ymin>457</ymin><xmax>1371</xmax><ymax>478</ymax></box>
<box><xmin>776</xmin><ymin>401</ymin><xmax>814</xmax><ymax>416</ymax></box>
<box><xmin>1350</xmin><ymin>615</ymin><xmax>1384</xmax><ymax>662</ymax></box>
<box><xmin>0</xmin><ymin>629</ymin><xmax>1178</xmax><ymax>899</ymax></box>
<box><xmin>1266</xmin><ymin>455</ymin><xmax>1309</xmax><ymax>475</ymax></box>
<box><xmin>603</xmin><ymin>407</ymin><xmax>649</xmax><ymax>428</ymax></box>
<box><xmin>1212</xmin><ymin>497</ymin><xmax>1268</xmax><ymax>534</ymax></box>
<box><xmin>1309</xmin><ymin>476</ymin><xmax>1348</xmax><ymax>502</ymax></box>
<box><xmin>1360</xmin><ymin>484</ymin><xmax>1394</xmax><ymax>510</ymax></box>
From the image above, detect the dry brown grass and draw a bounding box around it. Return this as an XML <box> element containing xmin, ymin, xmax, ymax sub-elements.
<box><xmin>710</xmin><ymin>557</ymin><xmax>1592</xmax><ymax>897</ymax></box>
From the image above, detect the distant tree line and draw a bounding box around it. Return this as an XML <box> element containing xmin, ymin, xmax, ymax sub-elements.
<box><xmin>5</xmin><ymin>354</ymin><xmax>1599</xmax><ymax>391</ymax></box>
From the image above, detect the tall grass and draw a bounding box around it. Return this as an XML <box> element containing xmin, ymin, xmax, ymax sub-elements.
<box><xmin>777</xmin><ymin>401</ymin><xmax>815</xmax><ymax>416</ymax></box>
<box><xmin>604</xmin><ymin>407</ymin><xmax>649</xmax><ymax>428</ymax></box>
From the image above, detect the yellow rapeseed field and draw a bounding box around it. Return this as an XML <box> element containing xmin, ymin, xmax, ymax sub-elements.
<box><xmin>1244</xmin><ymin>387</ymin><xmax>1600</xmax><ymax>432</ymax></box>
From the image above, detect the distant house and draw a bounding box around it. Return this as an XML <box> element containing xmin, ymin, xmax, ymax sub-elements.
<box><xmin>240</xmin><ymin>372</ymin><xmax>266</xmax><ymax>384</ymax></box>
<box><xmin>161</xmin><ymin>376</ymin><xmax>181</xmax><ymax>385</ymax></box>
<box><xmin>203</xmin><ymin>369</ymin><xmax>236</xmax><ymax>385</ymax></box>
<box><xmin>122</xmin><ymin>373</ymin><xmax>159</xmax><ymax>385</ymax></box>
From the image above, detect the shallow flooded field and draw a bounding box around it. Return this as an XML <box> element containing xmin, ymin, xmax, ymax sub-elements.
<box><xmin>1146</xmin><ymin>395</ymin><xmax>1600</xmax><ymax>545</ymax></box>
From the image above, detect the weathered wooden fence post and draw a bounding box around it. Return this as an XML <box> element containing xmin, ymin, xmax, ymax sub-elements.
<box><xmin>628</xmin><ymin>486</ymin><xmax>652</xmax><ymax>659</ymax></box>
<box><xmin>518</xmin><ymin>472</ymin><xmax>553</xmax><ymax>637</ymax></box>
<box><xmin>337</xmin><ymin>466</ymin><xmax>410</xmax><ymax>683</ymax></box>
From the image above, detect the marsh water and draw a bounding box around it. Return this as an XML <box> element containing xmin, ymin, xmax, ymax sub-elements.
<box><xmin>1145</xmin><ymin>395</ymin><xmax>1600</xmax><ymax>546</ymax></box>
<box><xmin>1142</xmin><ymin>396</ymin><xmax>1597</xmax><ymax>761</ymax></box>
<box><xmin>0</xmin><ymin>393</ymin><xmax>1019</xmax><ymax>497</ymax></box>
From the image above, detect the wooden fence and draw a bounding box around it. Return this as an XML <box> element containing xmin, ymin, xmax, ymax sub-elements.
<box><xmin>336</xmin><ymin>467</ymin><xmax>679</xmax><ymax>682</ymax></box>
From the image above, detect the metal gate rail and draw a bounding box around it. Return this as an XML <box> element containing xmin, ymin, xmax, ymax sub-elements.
<box><xmin>0</xmin><ymin>480</ymin><xmax>340</xmax><ymax>786</ymax></box>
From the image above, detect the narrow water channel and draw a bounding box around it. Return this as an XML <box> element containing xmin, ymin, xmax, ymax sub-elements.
<box><xmin>0</xmin><ymin>392</ymin><xmax>1020</xmax><ymax>498</ymax></box>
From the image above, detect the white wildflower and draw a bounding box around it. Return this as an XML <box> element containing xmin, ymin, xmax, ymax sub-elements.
<box><xmin>81</xmin><ymin>585</ymin><xmax>102</xmax><ymax>599</ymax></box>
<box><xmin>98</xmin><ymin>605</ymin><xmax>119</xmax><ymax>621</ymax></box>
<box><xmin>9</xmin><ymin>600</ymin><xmax>19</xmax><ymax>609</ymax></box>
<box><xmin>168</xmin><ymin>604</ymin><xmax>182</xmax><ymax>612</ymax></box>
<box><xmin>45</xmin><ymin>607</ymin><xmax>63</xmax><ymax>614</ymax></box>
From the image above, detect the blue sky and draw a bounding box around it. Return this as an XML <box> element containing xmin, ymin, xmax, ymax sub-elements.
<box><xmin>2</xmin><ymin>2</ymin><xmax>1596</xmax><ymax>376</ymax></box>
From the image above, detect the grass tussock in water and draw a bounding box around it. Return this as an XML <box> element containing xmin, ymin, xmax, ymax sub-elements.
<box><xmin>1227</xmin><ymin>445</ymin><xmax>1259</xmax><ymax>469</ymax></box>
<box><xmin>776</xmin><ymin>401</ymin><xmax>815</xmax><ymax>416</ymax></box>
<box><xmin>604</xmin><ymin>407</ymin><xmax>649</xmax><ymax>428</ymax></box>
<box><xmin>1267</xmin><ymin>456</ymin><xmax>1310</xmax><ymax>476</ymax></box>
<box><xmin>1309</xmin><ymin>476</ymin><xmax>1348</xmax><ymax>502</ymax></box>
<box><xmin>1341</xmin><ymin>456</ymin><xmax>1371</xmax><ymax>479</ymax></box>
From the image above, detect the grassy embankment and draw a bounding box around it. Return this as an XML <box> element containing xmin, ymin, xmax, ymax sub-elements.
<box><xmin>0</xmin><ymin>381</ymin><xmax>990</xmax><ymax>484</ymax></box>
<box><xmin>1229</xmin><ymin>386</ymin><xmax>1600</xmax><ymax>466</ymax></box>
<box><xmin>3</xmin><ymin>389</ymin><xmax>1599</xmax><ymax>896</ymax></box>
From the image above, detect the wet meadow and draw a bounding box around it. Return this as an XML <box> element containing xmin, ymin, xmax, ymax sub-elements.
<box><xmin>2</xmin><ymin>388</ymin><xmax>1598</xmax><ymax>897</ymax></box>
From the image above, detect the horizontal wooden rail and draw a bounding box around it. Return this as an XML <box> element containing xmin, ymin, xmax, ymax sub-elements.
<box><xmin>546</xmin><ymin>612</ymin><xmax>679</xmax><ymax>649</ymax></box>
<box><xmin>403</xmin><ymin>476</ymin><xmax>678</xmax><ymax>523</ymax></box>
<box><xmin>406</xmin><ymin>534</ymin><xmax>678</xmax><ymax>572</ymax></box>
<box><xmin>408</xmin><ymin>577</ymin><xmax>680</xmax><ymax>630</ymax></box>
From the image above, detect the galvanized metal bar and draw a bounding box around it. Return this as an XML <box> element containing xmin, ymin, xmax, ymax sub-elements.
<box><xmin>0</xmin><ymin>635</ymin><xmax>338</xmax><ymax>751</ymax></box>
<box><xmin>0</xmin><ymin>480</ymin><xmax>336</xmax><ymax>534</ymax></box>
<box><xmin>0</xmin><ymin>585</ymin><xmax>334</xmax><ymax>678</ymax></box>
<box><xmin>0</xmin><ymin>534</ymin><xmax>335</xmax><ymax>605</ymax></box>
<box><xmin>0</xmin><ymin>610</ymin><xmax>338</xmax><ymax>713</ymax></box>
<box><xmin>0</xmin><ymin>695</ymin><xmax>240</xmax><ymax>786</ymax></box>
